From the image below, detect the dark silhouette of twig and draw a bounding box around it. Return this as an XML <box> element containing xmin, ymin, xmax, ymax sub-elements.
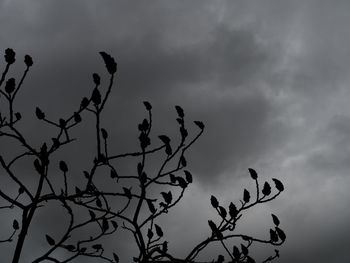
<box><xmin>0</xmin><ymin>48</ymin><xmax>286</xmax><ymax>263</ymax></box>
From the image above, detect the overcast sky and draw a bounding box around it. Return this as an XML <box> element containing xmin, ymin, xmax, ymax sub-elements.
<box><xmin>1</xmin><ymin>1</ymin><xmax>350</xmax><ymax>262</ymax></box>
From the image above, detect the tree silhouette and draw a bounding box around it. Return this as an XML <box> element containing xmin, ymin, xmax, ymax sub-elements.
<box><xmin>0</xmin><ymin>48</ymin><xmax>286</xmax><ymax>263</ymax></box>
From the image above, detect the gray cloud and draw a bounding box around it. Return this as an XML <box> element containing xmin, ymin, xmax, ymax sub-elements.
<box><xmin>1</xmin><ymin>0</ymin><xmax>350</xmax><ymax>262</ymax></box>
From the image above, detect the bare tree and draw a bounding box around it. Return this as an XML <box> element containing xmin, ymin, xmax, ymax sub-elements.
<box><xmin>0</xmin><ymin>48</ymin><xmax>286</xmax><ymax>263</ymax></box>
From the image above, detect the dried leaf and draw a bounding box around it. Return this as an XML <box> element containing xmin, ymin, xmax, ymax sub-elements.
<box><xmin>143</xmin><ymin>101</ymin><xmax>152</xmax><ymax>111</ymax></box>
<box><xmin>175</xmin><ymin>105</ymin><xmax>184</xmax><ymax>118</ymax></box>
<box><xmin>123</xmin><ymin>187</ymin><xmax>132</xmax><ymax>199</ymax></box>
<box><xmin>101</xmin><ymin>128</ymin><xmax>108</xmax><ymax>139</ymax></box>
<box><xmin>59</xmin><ymin>160</ymin><xmax>68</xmax><ymax>173</ymax></box>
<box><xmin>113</xmin><ymin>253</ymin><xmax>119</xmax><ymax>263</ymax></box>
<box><xmin>158</xmin><ymin>135</ymin><xmax>170</xmax><ymax>145</ymax></box>
<box><xmin>272</xmin><ymin>178</ymin><xmax>284</xmax><ymax>192</ymax></box>
<box><xmin>161</xmin><ymin>191</ymin><xmax>172</xmax><ymax>204</ymax></box>
<box><xmin>271</xmin><ymin>214</ymin><xmax>280</xmax><ymax>226</ymax></box>
<box><xmin>219</xmin><ymin>206</ymin><xmax>227</xmax><ymax>218</ymax></box>
<box><xmin>233</xmin><ymin>245</ymin><xmax>240</xmax><ymax>259</ymax></box>
<box><xmin>262</xmin><ymin>182</ymin><xmax>271</xmax><ymax>196</ymax></box>
<box><xmin>92</xmin><ymin>73</ymin><xmax>100</xmax><ymax>85</ymax></box>
<box><xmin>89</xmin><ymin>210</ymin><xmax>96</xmax><ymax>220</ymax></box>
<box><xmin>184</xmin><ymin>170</ymin><xmax>193</xmax><ymax>183</ymax></box>
<box><xmin>229</xmin><ymin>202</ymin><xmax>238</xmax><ymax>218</ymax></box>
<box><xmin>92</xmin><ymin>244</ymin><xmax>102</xmax><ymax>250</ymax></box>
<box><xmin>99</xmin><ymin>51</ymin><xmax>117</xmax><ymax>74</ymax></box>
<box><xmin>74</xmin><ymin>112</ymin><xmax>81</xmax><ymax>123</ymax></box>
<box><xmin>5</xmin><ymin>48</ymin><xmax>15</xmax><ymax>64</ymax></box>
<box><xmin>35</xmin><ymin>107</ymin><xmax>45</xmax><ymax>120</ymax></box>
<box><xmin>147</xmin><ymin>199</ymin><xmax>156</xmax><ymax>214</ymax></box>
<box><xmin>5</xmin><ymin>78</ymin><xmax>15</xmax><ymax>94</ymax></box>
<box><xmin>154</xmin><ymin>224</ymin><xmax>163</xmax><ymax>237</ymax></box>
<box><xmin>243</xmin><ymin>189</ymin><xmax>250</xmax><ymax>203</ymax></box>
<box><xmin>91</xmin><ymin>88</ymin><xmax>101</xmax><ymax>105</ymax></box>
<box><xmin>270</xmin><ymin>229</ymin><xmax>278</xmax><ymax>242</ymax></box>
<box><xmin>210</xmin><ymin>195</ymin><xmax>219</xmax><ymax>208</ymax></box>
<box><xmin>194</xmin><ymin>120</ymin><xmax>204</xmax><ymax>129</ymax></box>
<box><xmin>241</xmin><ymin>244</ymin><xmax>248</xmax><ymax>256</ymax></box>
<box><xmin>177</xmin><ymin>177</ymin><xmax>187</xmax><ymax>188</ymax></box>
<box><xmin>147</xmin><ymin>228</ymin><xmax>153</xmax><ymax>239</ymax></box>
<box><xmin>45</xmin><ymin>234</ymin><xmax>55</xmax><ymax>246</ymax></box>
<box><xmin>248</xmin><ymin>168</ymin><xmax>258</xmax><ymax>180</ymax></box>
<box><xmin>24</xmin><ymin>55</ymin><xmax>33</xmax><ymax>67</ymax></box>
<box><xmin>12</xmin><ymin>219</ymin><xmax>19</xmax><ymax>230</ymax></box>
<box><xmin>276</xmin><ymin>227</ymin><xmax>286</xmax><ymax>241</ymax></box>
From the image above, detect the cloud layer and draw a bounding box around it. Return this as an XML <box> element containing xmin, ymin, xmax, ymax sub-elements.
<box><xmin>1</xmin><ymin>1</ymin><xmax>350</xmax><ymax>262</ymax></box>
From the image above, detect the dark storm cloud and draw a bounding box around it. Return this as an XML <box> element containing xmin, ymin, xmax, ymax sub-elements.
<box><xmin>1</xmin><ymin>1</ymin><xmax>350</xmax><ymax>263</ymax></box>
<box><xmin>0</xmin><ymin>0</ymin><xmax>287</xmax><ymax>182</ymax></box>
